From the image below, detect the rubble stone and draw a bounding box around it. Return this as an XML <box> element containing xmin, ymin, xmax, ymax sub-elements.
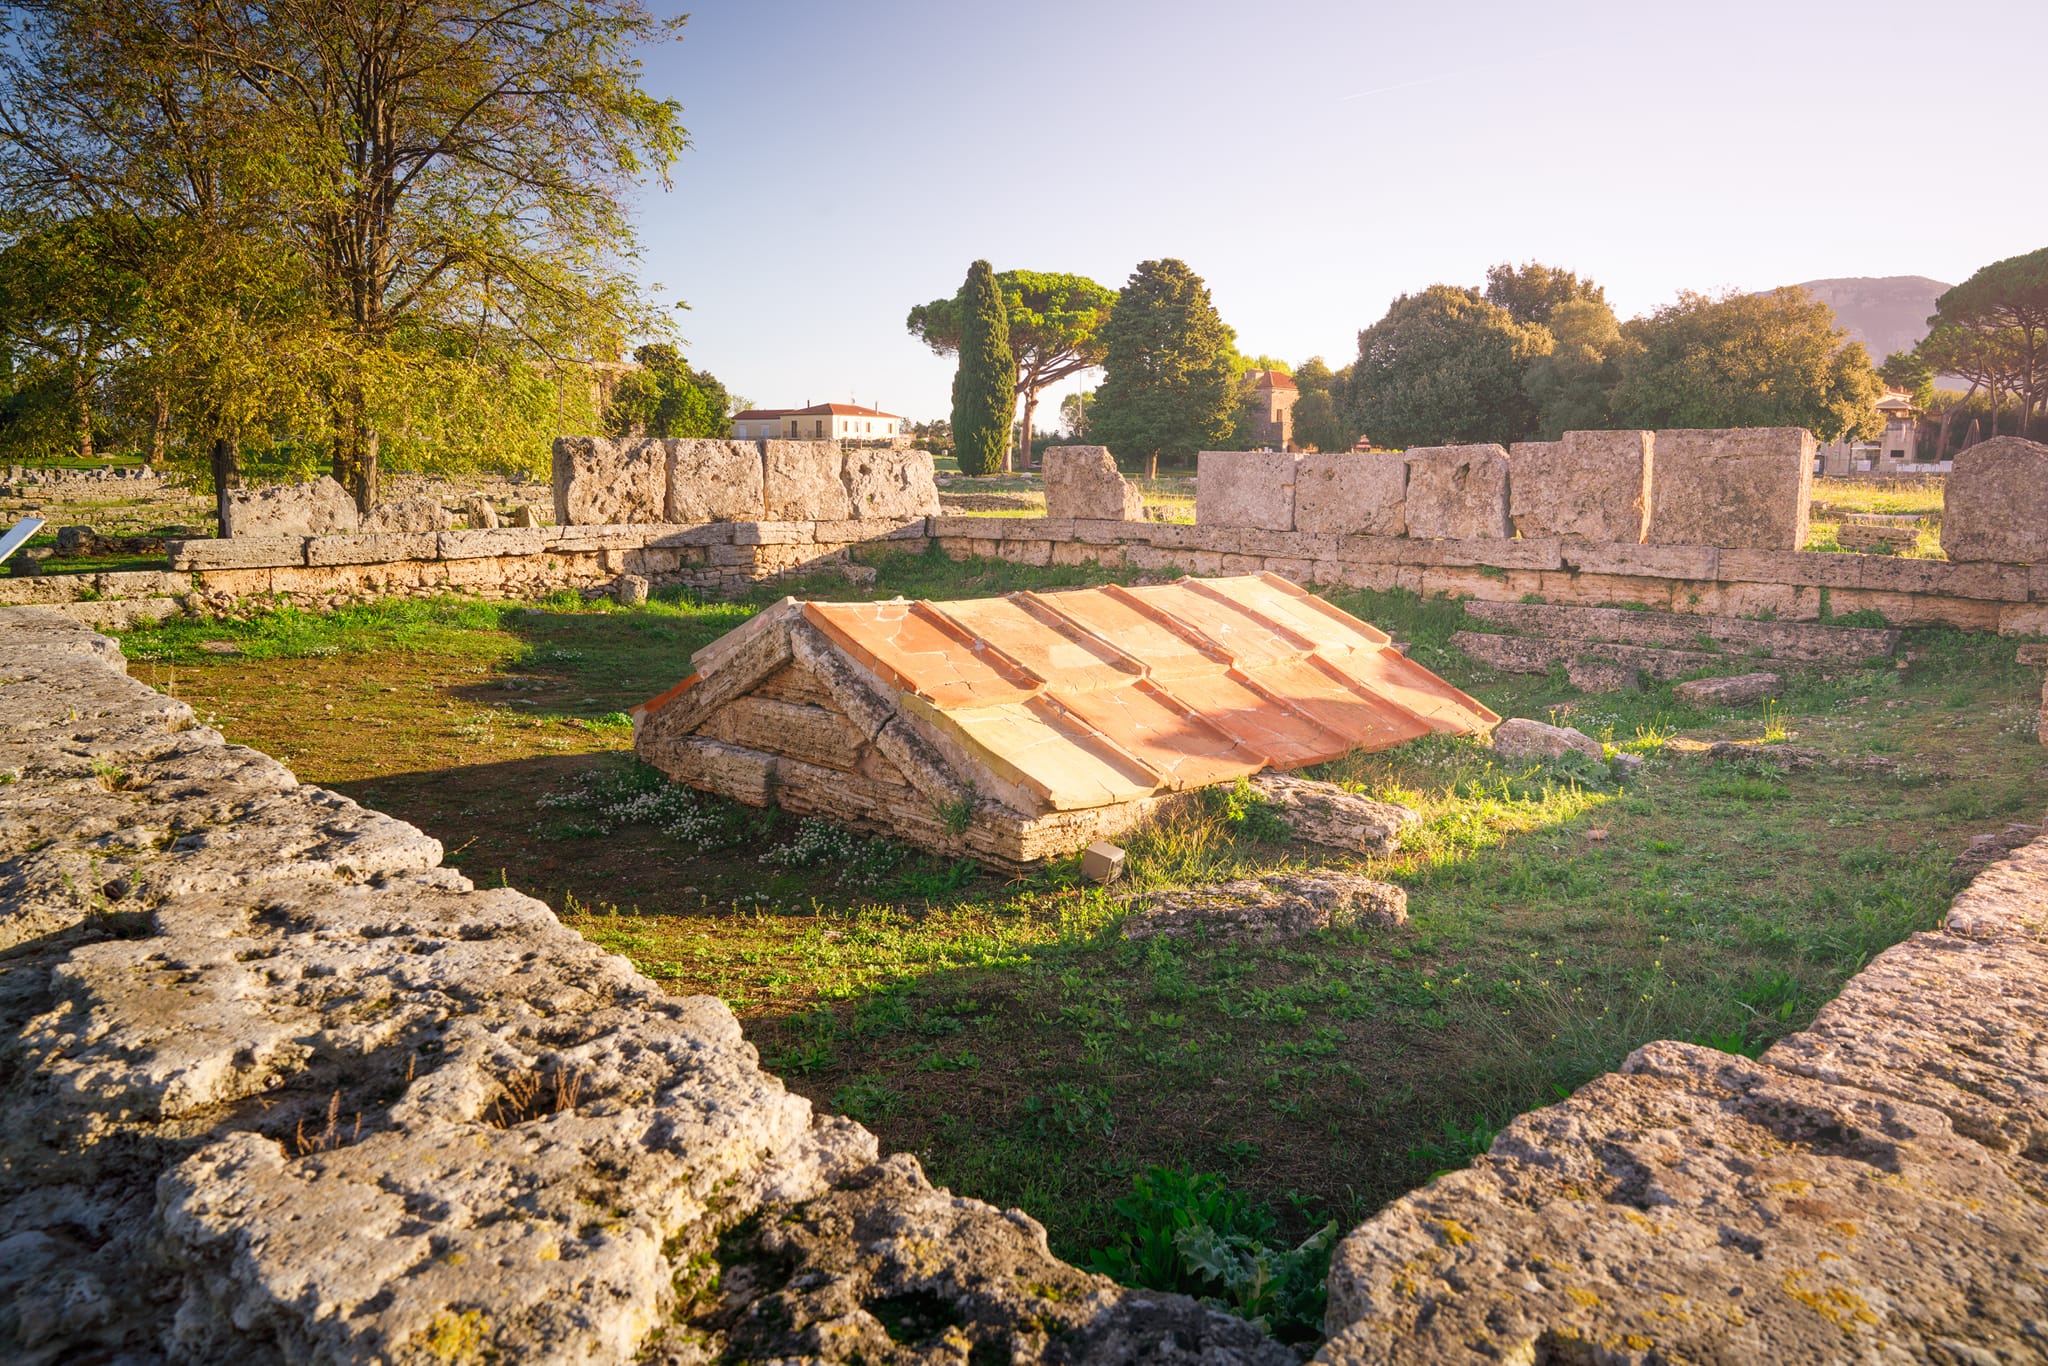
<box><xmin>1401</xmin><ymin>445</ymin><xmax>1510</xmax><ymax>540</ymax></box>
<box><xmin>506</xmin><ymin>502</ymin><xmax>545</xmax><ymax>528</ymax></box>
<box><xmin>614</xmin><ymin>572</ymin><xmax>650</xmax><ymax>606</ymax></box>
<box><xmin>1042</xmin><ymin>446</ymin><xmax>1143</xmax><ymax>521</ymax></box>
<box><xmin>667</xmin><ymin>438</ymin><xmax>767</xmax><ymax>522</ymax></box>
<box><xmin>1507</xmin><ymin>429</ymin><xmax>1652</xmax><ymax>542</ymax></box>
<box><xmin>1124</xmin><ymin>871</ymin><xmax>1407</xmax><ymax>941</ymax></box>
<box><xmin>361</xmin><ymin>497</ymin><xmax>453</xmax><ymax>533</ymax></box>
<box><xmin>224</xmin><ymin>476</ymin><xmax>359</xmax><ymax>538</ymax></box>
<box><xmin>461</xmin><ymin>493</ymin><xmax>499</xmax><ymax>529</ymax></box>
<box><xmin>553</xmin><ymin>435</ymin><xmax>665</xmax><ymax>525</ymax></box>
<box><xmin>1565</xmin><ymin>657</ymin><xmax>1639</xmax><ymax>693</ymax></box>
<box><xmin>1671</xmin><ymin>670</ymin><xmax>1782</xmax><ymax>707</ymax></box>
<box><xmin>1647</xmin><ymin>426</ymin><xmax>1814</xmax><ymax>550</ymax></box>
<box><xmin>1490</xmin><ymin>717</ymin><xmax>1602</xmax><ymax>762</ymax></box>
<box><xmin>1292</xmin><ymin>452</ymin><xmax>1407</xmax><ymax>536</ymax></box>
<box><xmin>1939</xmin><ymin>435</ymin><xmax>2048</xmax><ymax>563</ymax></box>
<box><xmin>1196</xmin><ymin>450</ymin><xmax>1299</xmax><ymax>530</ymax></box>
<box><xmin>1249</xmin><ymin>772</ymin><xmax>1417</xmax><ymax>855</ymax></box>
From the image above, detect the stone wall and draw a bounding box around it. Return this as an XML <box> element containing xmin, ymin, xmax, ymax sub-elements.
<box><xmin>0</xmin><ymin>607</ymin><xmax>1286</xmax><ymax>1364</ymax></box>
<box><xmin>554</xmin><ymin>436</ymin><xmax>939</xmax><ymax>527</ymax></box>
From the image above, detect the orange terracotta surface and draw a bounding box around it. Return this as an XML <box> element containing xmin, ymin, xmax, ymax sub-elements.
<box><xmin>657</xmin><ymin>574</ymin><xmax>1500</xmax><ymax>814</ymax></box>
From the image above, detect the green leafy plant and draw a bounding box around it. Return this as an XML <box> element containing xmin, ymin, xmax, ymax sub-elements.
<box><xmin>1201</xmin><ymin>777</ymin><xmax>1292</xmax><ymax>843</ymax></box>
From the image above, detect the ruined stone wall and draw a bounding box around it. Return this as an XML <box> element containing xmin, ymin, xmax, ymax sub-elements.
<box><xmin>0</xmin><ymin>606</ymin><xmax>1285</xmax><ymax>1364</ymax></box>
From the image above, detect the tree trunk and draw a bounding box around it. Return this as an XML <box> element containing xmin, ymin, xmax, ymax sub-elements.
<box><xmin>331</xmin><ymin>394</ymin><xmax>380</xmax><ymax>512</ymax></box>
<box><xmin>74</xmin><ymin>374</ymin><xmax>92</xmax><ymax>462</ymax></box>
<box><xmin>1019</xmin><ymin>388</ymin><xmax>1039</xmax><ymax>471</ymax></box>
<box><xmin>211</xmin><ymin>435</ymin><xmax>239</xmax><ymax>535</ymax></box>
<box><xmin>1146</xmin><ymin>451</ymin><xmax>1158</xmax><ymax>481</ymax></box>
<box><xmin>150</xmin><ymin>388</ymin><xmax>169</xmax><ymax>467</ymax></box>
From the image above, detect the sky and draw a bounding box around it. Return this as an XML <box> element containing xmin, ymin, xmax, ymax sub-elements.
<box><xmin>626</xmin><ymin>0</ymin><xmax>2048</xmax><ymax>425</ymax></box>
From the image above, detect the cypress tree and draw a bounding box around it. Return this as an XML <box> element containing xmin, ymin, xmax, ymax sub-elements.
<box><xmin>950</xmin><ymin>259</ymin><xmax>1014</xmax><ymax>476</ymax></box>
<box><xmin>1090</xmin><ymin>259</ymin><xmax>1237</xmax><ymax>479</ymax></box>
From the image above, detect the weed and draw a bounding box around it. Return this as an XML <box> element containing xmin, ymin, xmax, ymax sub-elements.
<box><xmin>486</xmin><ymin>1066</ymin><xmax>583</xmax><ymax>1127</ymax></box>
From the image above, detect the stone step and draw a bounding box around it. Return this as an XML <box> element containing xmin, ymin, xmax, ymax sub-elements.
<box><xmin>1464</xmin><ymin>600</ymin><xmax>1899</xmax><ymax>663</ymax></box>
<box><xmin>1452</xmin><ymin>629</ymin><xmax>1737</xmax><ymax>682</ymax></box>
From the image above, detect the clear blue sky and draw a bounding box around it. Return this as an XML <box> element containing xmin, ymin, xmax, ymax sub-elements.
<box><xmin>628</xmin><ymin>0</ymin><xmax>2047</xmax><ymax>424</ymax></box>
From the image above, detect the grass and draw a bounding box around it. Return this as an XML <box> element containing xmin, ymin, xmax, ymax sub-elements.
<box><xmin>112</xmin><ymin>549</ymin><xmax>2045</xmax><ymax>1317</ymax></box>
<box><xmin>1806</xmin><ymin>476</ymin><xmax>1946</xmax><ymax>558</ymax></box>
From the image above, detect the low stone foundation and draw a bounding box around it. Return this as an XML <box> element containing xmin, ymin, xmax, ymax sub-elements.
<box><xmin>0</xmin><ymin>607</ymin><xmax>1284</xmax><ymax>1364</ymax></box>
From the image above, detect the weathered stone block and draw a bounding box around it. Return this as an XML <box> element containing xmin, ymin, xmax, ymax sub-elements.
<box><xmin>1647</xmin><ymin>427</ymin><xmax>1814</xmax><ymax>550</ymax></box>
<box><xmin>1293</xmin><ymin>452</ymin><xmax>1407</xmax><ymax>536</ymax></box>
<box><xmin>224</xmin><ymin>476</ymin><xmax>358</xmax><ymax>538</ymax></box>
<box><xmin>1563</xmin><ymin>539</ymin><xmax>1718</xmax><ymax>580</ymax></box>
<box><xmin>436</xmin><ymin>528</ymin><xmax>545</xmax><ymax>560</ymax></box>
<box><xmin>552</xmin><ymin>435</ymin><xmax>665</xmax><ymax>525</ymax></box>
<box><xmin>362</xmin><ymin>496</ymin><xmax>453</xmax><ymax>533</ymax></box>
<box><xmin>1492</xmin><ymin>716</ymin><xmax>1602</xmax><ymax>761</ymax></box>
<box><xmin>169</xmin><ymin>536</ymin><xmax>308</xmax><ymax>571</ymax></box>
<box><xmin>1508</xmin><ymin>430</ymin><xmax>1652</xmax><ymax>542</ymax></box>
<box><xmin>1402</xmin><ymin>445</ymin><xmax>1510</xmax><ymax>540</ymax></box>
<box><xmin>306</xmin><ymin>533</ymin><xmax>439</xmax><ymax>566</ymax></box>
<box><xmin>1672</xmin><ymin>671</ymin><xmax>1782</xmax><ymax>707</ymax></box>
<box><xmin>1940</xmin><ymin>436</ymin><xmax>2048</xmax><ymax>564</ymax></box>
<box><xmin>840</xmin><ymin>446</ymin><xmax>940</xmax><ymax>520</ymax></box>
<box><xmin>666</xmin><ymin>438</ymin><xmax>766</xmax><ymax>522</ymax></box>
<box><xmin>1042</xmin><ymin>446</ymin><xmax>1143</xmax><ymax>522</ymax></box>
<box><xmin>762</xmin><ymin>441</ymin><xmax>851</xmax><ymax>521</ymax></box>
<box><xmin>1196</xmin><ymin>450</ymin><xmax>1298</xmax><ymax>531</ymax></box>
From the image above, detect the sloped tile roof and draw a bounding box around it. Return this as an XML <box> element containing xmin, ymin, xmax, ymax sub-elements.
<box><xmin>790</xmin><ymin>573</ymin><xmax>1497</xmax><ymax>812</ymax></box>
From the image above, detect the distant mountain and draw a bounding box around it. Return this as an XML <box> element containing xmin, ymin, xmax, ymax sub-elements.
<box><xmin>1788</xmin><ymin>276</ymin><xmax>1952</xmax><ymax>362</ymax></box>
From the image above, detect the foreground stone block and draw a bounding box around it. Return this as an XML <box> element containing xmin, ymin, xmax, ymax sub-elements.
<box><xmin>1672</xmin><ymin>670</ymin><xmax>1782</xmax><ymax>707</ymax></box>
<box><xmin>1249</xmin><ymin>772</ymin><xmax>1417</xmax><ymax>854</ymax></box>
<box><xmin>1196</xmin><ymin>450</ymin><xmax>1299</xmax><ymax>530</ymax></box>
<box><xmin>1491</xmin><ymin>717</ymin><xmax>1601</xmax><ymax>762</ymax></box>
<box><xmin>1508</xmin><ymin>430</ymin><xmax>1651</xmax><ymax>542</ymax></box>
<box><xmin>763</xmin><ymin>440</ymin><xmax>852</xmax><ymax>521</ymax></box>
<box><xmin>1401</xmin><ymin>445</ymin><xmax>1510</xmax><ymax>540</ymax></box>
<box><xmin>1124</xmin><ymin>871</ymin><xmax>1407</xmax><ymax>940</ymax></box>
<box><xmin>362</xmin><ymin>496</ymin><xmax>452</xmax><ymax>533</ymax></box>
<box><xmin>168</xmin><ymin>535</ymin><xmax>309</xmax><ymax>571</ymax></box>
<box><xmin>1293</xmin><ymin>452</ymin><xmax>1407</xmax><ymax>536</ymax></box>
<box><xmin>553</xmin><ymin>435</ymin><xmax>665</xmax><ymax>525</ymax></box>
<box><xmin>667</xmin><ymin>438</ymin><xmax>766</xmax><ymax>522</ymax></box>
<box><xmin>225</xmin><ymin>476</ymin><xmax>358</xmax><ymax>538</ymax></box>
<box><xmin>1648</xmin><ymin>427</ymin><xmax>1814</xmax><ymax>550</ymax></box>
<box><xmin>1043</xmin><ymin>446</ymin><xmax>1143</xmax><ymax>521</ymax></box>
<box><xmin>1940</xmin><ymin>436</ymin><xmax>2048</xmax><ymax>563</ymax></box>
<box><xmin>839</xmin><ymin>444</ymin><xmax>940</xmax><ymax>519</ymax></box>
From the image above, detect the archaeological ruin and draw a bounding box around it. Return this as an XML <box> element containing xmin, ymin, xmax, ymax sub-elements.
<box><xmin>5</xmin><ymin>425</ymin><xmax>2048</xmax><ymax>1361</ymax></box>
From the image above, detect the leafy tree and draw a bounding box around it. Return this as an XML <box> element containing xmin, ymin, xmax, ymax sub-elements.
<box><xmin>1059</xmin><ymin>390</ymin><xmax>1094</xmax><ymax>439</ymax></box>
<box><xmin>1343</xmin><ymin>285</ymin><xmax>1551</xmax><ymax>447</ymax></box>
<box><xmin>1291</xmin><ymin>356</ymin><xmax>1337</xmax><ymax>397</ymax></box>
<box><xmin>1520</xmin><ymin>297</ymin><xmax>1632</xmax><ymax>438</ymax></box>
<box><xmin>909</xmin><ymin>269</ymin><xmax>1113</xmax><ymax>472</ymax></box>
<box><xmin>1920</xmin><ymin>248</ymin><xmax>2048</xmax><ymax>438</ymax></box>
<box><xmin>949</xmin><ymin>260</ymin><xmax>1014</xmax><ymax>476</ymax></box>
<box><xmin>1484</xmin><ymin>262</ymin><xmax>1606</xmax><ymax>327</ymax></box>
<box><xmin>0</xmin><ymin>221</ymin><xmax>133</xmax><ymax>460</ymax></box>
<box><xmin>605</xmin><ymin>343</ymin><xmax>732</xmax><ymax>438</ymax></box>
<box><xmin>1877</xmin><ymin>350</ymin><xmax>1935</xmax><ymax>409</ymax></box>
<box><xmin>1607</xmin><ymin>288</ymin><xmax>1882</xmax><ymax>442</ymax></box>
<box><xmin>1091</xmin><ymin>259</ymin><xmax>1238</xmax><ymax>478</ymax></box>
<box><xmin>0</xmin><ymin>0</ymin><xmax>689</xmax><ymax>510</ymax></box>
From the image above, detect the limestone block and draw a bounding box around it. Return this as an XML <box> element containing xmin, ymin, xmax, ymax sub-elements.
<box><xmin>1293</xmin><ymin>452</ymin><xmax>1407</xmax><ymax>536</ymax></box>
<box><xmin>666</xmin><ymin>438</ymin><xmax>766</xmax><ymax>522</ymax></box>
<box><xmin>1671</xmin><ymin>671</ymin><xmax>1781</xmax><ymax>707</ymax></box>
<box><xmin>1195</xmin><ymin>450</ymin><xmax>1299</xmax><ymax>531</ymax></box>
<box><xmin>1248</xmin><ymin>773</ymin><xmax>1418</xmax><ymax>855</ymax></box>
<box><xmin>305</xmin><ymin>532</ymin><xmax>439</xmax><ymax>567</ymax></box>
<box><xmin>361</xmin><ymin>496</ymin><xmax>453</xmax><ymax>533</ymax></box>
<box><xmin>1124</xmin><ymin>871</ymin><xmax>1407</xmax><ymax>940</ymax></box>
<box><xmin>461</xmin><ymin>494</ymin><xmax>499</xmax><ymax>529</ymax></box>
<box><xmin>169</xmin><ymin>536</ymin><xmax>308</xmax><ymax>571</ymax></box>
<box><xmin>1042</xmin><ymin>446</ymin><xmax>1143</xmax><ymax>522</ymax></box>
<box><xmin>614</xmin><ymin>573</ymin><xmax>649</xmax><ymax>606</ymax></box>
<box><xmin>762</xmin><ymin>440</ymin><xmax>851</xmax><ymax>521</ymax></box>
<box><xmin>840</xmin><ymin>445</ymin><xmax>940</xmax><ymax>519</ymax></box>
<box><xmin>224</xmin><ymin>476</ymin><xmax>359</xmax><ymax>538</ymax></box>
<box><xmin>1508</xmin><ymin>430</ymin><xmax>1652</xmax><ymax>542</ymax></box>
<box><xmin>1940</xmin><ymin>436</ymin><xmax>2048</xmax><ymax>563</ymax></box>
<box><xmin>436</xmin><ymin>528</ymin><xmax>545</xmax><ymax>560</ymax></box>
<box><xmin>1647</xmin><ymin>427</ymin><xmax>1814</xmax><ymax>550</ymax></box>
<box><xmin>1491</xmin><ymin>717</ymin><xmax>1602</xmax><ymax>761</ymax></box>
<box><xmin>506</xmin><ymin>502</ymin><xmax>545</xmax><ymax>528</ymax></box>
<box><xmin>94</xmin><ymin>570</ymin><xmax>187</xmax><ymax>599</ymax></box>
<box><xmin>552</xmin><ymin>435</ymin><xmax>665</xmax><ymax>526</ymax></box>
<box><xmin>1402</xmin><ymin>445</ymin><xmax>1511</xmax><ymax>540</ymax></box>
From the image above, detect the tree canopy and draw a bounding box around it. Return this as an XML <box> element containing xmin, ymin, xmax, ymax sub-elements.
<box><xmin>1344</xmin><ymin>286</ymin><xmax>1551</xmax><ymax>448</ymax></box>
<box><xmin>1918</xmin><ymin>247</ymin><xmax>2048</xmax><ymax>438</ymax></box>
<box><xmin>1520</xmin><ymin>297</ymin><xmax>1632</xmax><ymax>439</ymax></box>
<box><xmin>1606</xmin><ymin>288</ymin><xmax>1882</xmax><ymax>442</ymax></box>
<box><xmin>605</xmin><ymin>344</ymin><xmax>733</xmax><ymax>438</ymax></box>
<box><xmin>1089</xmin><ymin>259</ymin><xmax>1238</xmax><ymax>476</ymax></box>
<box><xmin>909</xmin><ymin>268</ymin><xmax>1113</xmax><ymax>470</ymax></box>
<box><xmin>949</xmin><ymin>260</ymin><xmax>1014</xmax><ymax>477</ymax></box>
<box><xmin>1483</xmin><ymin>261</ymin><xmax>1606</xmax><ymax>327</ymax></box>
<box><xmin>0</xmin><ymin>0</ymin><xmax>686</xmax><ymax>506</ymax></box>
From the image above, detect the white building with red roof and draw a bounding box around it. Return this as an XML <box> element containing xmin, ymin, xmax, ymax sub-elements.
<box><xmin>730</xmin><ymin>402</ymin><xmax>908</xmax><ymax>442</ymax></box>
